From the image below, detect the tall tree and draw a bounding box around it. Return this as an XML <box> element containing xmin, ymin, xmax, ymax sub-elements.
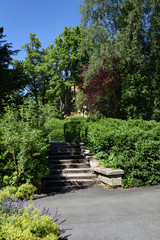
<box><xmin>47</xmin><ymin>26</ymin><xmax>89</xmax><ymax>115</ymax></box>
<box><xmin>149</xmin><ymin>0</ymin><xmax>160</xmax><ymax>120</ymax></box>
<box><xmin>22</xmin><ymin>33</ymin><xmax>42</xmax><ymax>104</ymax></box>
<box><xmin>80</xmin><ymin>0</ymin><xmax>159</xmax><ymax>120</ymax></box>
<box><xmin>79</xmin><ymin>60</ymin><xmax>121</xmax><ymax>116</ymax></box>
<box><xmin>0</xmin><ymin>27</ymin><xmax>23</xmax><ymax>109</ymax></box>
<box><xmin>22</xmin><ymin>33</ymin><xmax>51</xmax><ymax>105</ymax></box>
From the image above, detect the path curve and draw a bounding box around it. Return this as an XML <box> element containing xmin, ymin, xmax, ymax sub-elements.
<box><xmin>34</xmin><ymin>185</ymin><xmax>160</xmax><ymax>240</ymax></box>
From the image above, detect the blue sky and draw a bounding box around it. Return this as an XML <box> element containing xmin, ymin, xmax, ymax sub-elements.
<box><xmin>1</xmin><ymin>0</ymin><xmax>83</xmax><ymax>61</ymax></box>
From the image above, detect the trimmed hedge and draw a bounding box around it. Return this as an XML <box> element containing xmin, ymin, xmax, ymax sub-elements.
<box><xmin>64</xmin><ymin>118</ymin><xmax>84</xmax><ymax>142</ymax></box>
<box><xmin>44</xmin><ymin>118</ymin><xmax>65</xmax><ymax>142</ymax></box>
<box><xmin>45</xmin><ymin>117</ymin><xmax>84</xmax><ymax>142</ymax></box>
<box><xmin>80</xmin><ymin>118</ymin><xmax>160</xmax><ymax>187</ymax></box>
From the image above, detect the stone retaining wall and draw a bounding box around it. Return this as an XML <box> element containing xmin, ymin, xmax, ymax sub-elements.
<box><xmin>79</xmin><ymin>142</ymin><xmax>124</xmax><ymax>186</ymax></box>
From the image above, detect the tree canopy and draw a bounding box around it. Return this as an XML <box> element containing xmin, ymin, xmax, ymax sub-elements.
<box><xmin>1</xmin><ymin>1</ymin><xmax>160</xmax><ymax>121</ymax></box>
<box><xmin>79</xmin><ymin>0</ymin><xmax>160</xmax><ymax>120</ymax></box>
<box><xmin>22</xmin><ymin>33</ymin><xmax>49</xmax><ymax>105</ymax></box>
<box><xmin>0</xmin><ymin>27</ymin><xmax>26</xmax><ymax>110</ymax></box>
<box><xmin>46</xmin><ymin>25</ymin><xmax>89</xmax><ymax>115</ymax></box>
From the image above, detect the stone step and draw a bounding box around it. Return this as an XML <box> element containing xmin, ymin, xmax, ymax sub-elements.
<box><xmin>47</xmin><ymin>163</ymin><xmax>90</xmax><ymax>169</ymax></box>
<box><xmin>41</xmin><ymin>185</ymin><xmax>89</xmax><ymax>193</ymax></box>
<box><xmin>50</xmin><ymin>168</ymin><xmax>92</xmax><ymax>174</ymax></box>
<box><xmin>48</xmin><ymin>151</ymin><xmax>82</xmax><ymax>156</ymax></box>
<box><xmin>42</xmin><ymin>179</ymin><xmax>100</xmax><ymax>188</ymax></box>
<box><xmin>48</xmin><ymin>155</ymin><xmax>84</xmax><ymax>160</ymax></box>
<box><xmin>49</xmin><ymin>147</ymin><xmax>80</xmax><ymax>152</ymax></box>
<box><xmin>41</xmin><ymin>142</ymin><xmax>100</xmax><ymax>193</ymax></box>
<box><xmin>49</xmin><ymin>143</ymin><xmax>79</xmax><ymax>151</ymax></box>
<box><xmin>47</xmin><ymin>159</ymin><xmax>88</xmax><ymax>164</ymax></box>
<box><xmin>42</xmin><ymin>173</ymin><xmax>97</xmax><ymax>180</ymax></box>
<box><xmin>49</xmin><ymin>142</ymin><xmax>79</xmax><ymax>146</ymax></box>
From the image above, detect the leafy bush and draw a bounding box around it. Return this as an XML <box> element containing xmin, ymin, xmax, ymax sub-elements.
<box><xmin>19</xmin><ymin>101</ymin><xmax>60</xmax><ymax>131</ymax></box>
<box><xmin>0</xmin><ymin>105</ymin><xmax>49</xmax><ymax>186</ymax></box>
<box><xmin>80</xmin><ymin>118</ymin><xmax>160</xmax><ymax>187</ymax></box>
<box><xmin>0</xmin><ymin>126</ymin><xmax>14</xmax><ymax>187</ymax></box>
<box><xmin>64</xmin><ymin>118</ymin><xmax>83</xmax><ymax>142</ymax></box>
<box><xmin>0</xmin><ymin>182</ymin><xmax>37</xmax><ymax>202</ymax></box>
<box><xmin>0</xmin><ymin>102</ymin><xmax>67</xmax><ymax>188</ymax></box>
<box><xmin>0</xmin><ymin>198</ymin><xmax>60</xmax><ymax>240</ymax></box>
<box><xmin>3</xmin><ymin>172</ymin><xmax>21</xmax><ymax>187</ymax></box>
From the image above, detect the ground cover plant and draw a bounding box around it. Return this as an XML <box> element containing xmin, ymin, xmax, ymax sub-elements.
<box><xmin>0</xmin><ymin>181</ymin><xmax>37</xmax><ymax>202</ymax></box>
<box><xmin>0</xmin><ymin>195</ymin><xmax>61</xmax><ymax>240</ymax></box>
<box><xmin>80</xmin><ymin>118</ymin><xmax>160</xmax><ymax>187</ymax></box>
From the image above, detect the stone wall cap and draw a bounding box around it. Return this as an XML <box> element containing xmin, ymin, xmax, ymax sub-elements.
<box><xmin>94</xmin><ymin>167</ymin><xmax>124</xmax><ymax>176</ymax></box>
<box><xmin>86</xmin><ymin>155</ymin><xmax>92</xmax><ymax>160</ymax></box>
<box><xmin>83</xmin><ymin>151</ymin><xmax>90</xmax><ymax>155</ymax></box>
<box><xmin>79</xmin><ymin>142</ymin><xmax>85</xmax><ymax>146</ymax></box>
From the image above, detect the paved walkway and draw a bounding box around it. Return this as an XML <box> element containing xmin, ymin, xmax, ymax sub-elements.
<box><xmin>34</xmin><ymin>185</ymin><xmax>160</xmax><ymax>240</ymax></box>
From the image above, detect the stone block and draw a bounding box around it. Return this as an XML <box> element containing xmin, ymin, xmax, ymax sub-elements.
<box><xmin>86</xmin><ymin>155</ymin><xmax>92</xmax><ymax>161</ymax></box>
<box><xmin>90</xmin><ymin>160</ymin><xmax>100</xmax><ymax>169</ymax></box>
<box><xmin>83</xmin><ymin>150</ymin><xmax>90</xmax><ymax>155</ymax></box>
<box><xmin>94</xmin><ymin>167</ymin><xmax>124</xmax><ymax>176</ymax></box>
<box><xmin>98</xmin><ymin>174</ymin><xmax>122</xmax><ymax>186</ymax></box>
<box><xmin>79</xmin><ymin>142</ymin><xmax>85</xmax><ymax>147</ymax></box>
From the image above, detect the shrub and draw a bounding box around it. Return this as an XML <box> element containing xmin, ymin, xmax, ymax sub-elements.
<box><xmin>0</xmin><ymin>182</ymin><xmax>37</xmax><ymax>202</ymax></box>
<box><xmin>0</xmin><ymin>198</ymin><xmax>60</xmax><ymax>240</ymax></box>
<box><xmin>0</xmin><ymin>105</ymin><xmax>49</xmax><ymax>185</ymax></box>
<box><xmin>0</xmin><ymin>206</ymin><xmax>59</xmax><ymax>240</ymax></box>
<box><xmin>0</xmin><ymin>126</ymin><xmax>14</xmax><ymax>188</ymax></box>
<box><xmin>44</xmin><ymin>118</ymin><xmax>65</xmax><ymax>142</ymax></box>
<box><xmin>80</xmin><ymin>117</ymin><xmax>160</xmax><ymax>187</ymax></box>
<box><xmin>64</xmin><ymin>118</ymin><xmax>83</xmax><ymax>142</ymax></box>
<box><xmin>19</xmin><ymin>102</ymin><xmax>60</xmax><ymax>131</ymax></box>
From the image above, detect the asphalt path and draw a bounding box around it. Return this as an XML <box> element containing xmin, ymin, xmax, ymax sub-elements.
<box><xmin>34</xmin><ymin>185</ymin><xmax>160</xmax><ymax>240</ymax></box>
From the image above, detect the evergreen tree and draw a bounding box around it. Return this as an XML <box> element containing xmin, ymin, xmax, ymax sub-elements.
<box><xmin>0</xmin><ymin>27</ymin><xmax>22</xmax><ymax>109</ymax></box>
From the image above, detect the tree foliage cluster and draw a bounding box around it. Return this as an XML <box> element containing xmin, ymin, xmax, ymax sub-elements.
<box><xmin>1</xmin><ymin>0</ymin><xmax>159</xmax><ymax>120</ymax></box>
<box><xmin>79</xmin><ymin>60</ymin><xmax>121</xmax><ymax>116</ymax></box>
<box><xmin>79</xmin><ymin>0</ymin><xmax>160</xmax><ymax>120</ymax></box>
<box><xmin>0</xmin><ymin>25</ymin><xmax>89</xmax><ymax>116</ymax></box>
<box><xmin>0</xmin><ymin>25</ymin><xmax>90</xmax><ymax>117</ymax></box>
<box><xmin>0</xmin><ymin>27</ymin><xmax>26</xmax><ymax>109</ymax></box>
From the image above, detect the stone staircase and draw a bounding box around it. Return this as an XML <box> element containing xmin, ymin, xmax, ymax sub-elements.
<box><xmin>41</xmin><ymin>142</ymin><xmax>100</xmax><ymax>193</ymax></box>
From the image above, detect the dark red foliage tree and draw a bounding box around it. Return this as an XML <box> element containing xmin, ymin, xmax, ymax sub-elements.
<box><xmin>79</xmin><ymin>60</ymin><xmax>121</xmax><ymax>117</ymax></box>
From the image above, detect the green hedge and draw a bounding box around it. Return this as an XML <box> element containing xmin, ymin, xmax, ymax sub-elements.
<box><xmin>80</xmin><ymin>118</ymin><xmax>160</xmax><ymax>187</ymax></box>
<box><xmin>64</xmin><ymin>118</ymin><xmax>83</xmax><ymax>142</ymax></box>
<box><xmin>44</xmin><ymin>118</ymin><xmax>65</xmax><ymax>142</ymax></box>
